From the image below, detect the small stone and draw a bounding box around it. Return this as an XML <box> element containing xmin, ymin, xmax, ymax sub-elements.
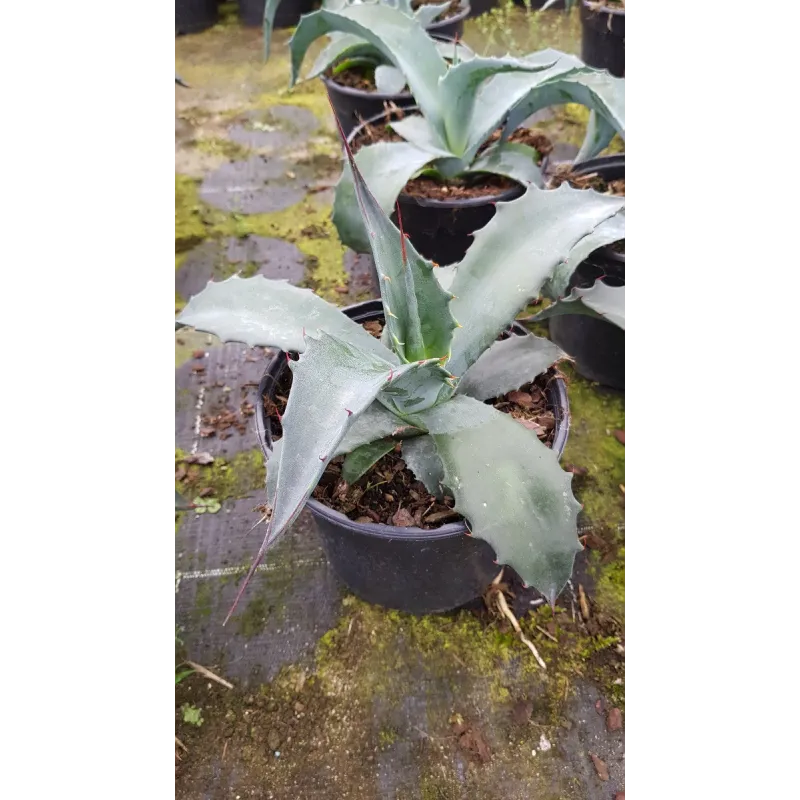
<box><xmin>538</xmin><ymin>734</ymin><xmax>551</xmax><ymax>752</ymax></box>
<box><xmin>294</xmin><ymin>701</ymin><xmax>305</xmax><ymax>713</ymax></box>
<box><xmin>268</xmin><ymin>729</ymin><xmax>281</xmax><ymax>751</ymax></box>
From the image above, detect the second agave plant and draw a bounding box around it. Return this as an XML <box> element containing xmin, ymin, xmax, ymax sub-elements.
<box><xmin>176</xmin><ymin>95</ymin><xmax>625</xmax><ymax>616</ymax></box>
<box><xmin>286</xmin><ymin>2</ymin><xmax>625</xmax><ymax>264</ymax></box>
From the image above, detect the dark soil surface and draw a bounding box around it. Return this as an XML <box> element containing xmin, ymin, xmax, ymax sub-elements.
<box><xmin>351</xmin><ymin>111</ymin><xmax>553</xmax><ymax>201</ymax></box>
<box><xmin>262</xmin><ymin>320</ymin><xmax>561</xmax><ymax>528</ymax></box>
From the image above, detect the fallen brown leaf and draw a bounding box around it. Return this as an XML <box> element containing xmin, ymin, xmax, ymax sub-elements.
<box><xmin>392</xmin><ymin>508</ymin><xmax>415</xmax><ymax>527</ymax></box>
<box><xmin>613</xmin><ymin>430</ymin><xmax>625</xmax><ymax>445</ymax></box>
<box><xmin>614</xmin><ymin>793</ymin><xmax>625</xmax><ymax>800</ymax></box>
<box><xmin>511</xmin><ymin>700</ymin><xmax>533</xmax><ymax>725</ymax></box>
<box><xmin>590</xmin><ymin>752</ymin><xmax>609</xmax><ymax>781</ymax></box>
<box><xmin>457</xmin><ymin>725</ymin><xmax>491</xmax><ymax>764</ymax></box>
<box><xmin>333</xmin><ymin>286</ymin><xmax>349</xmax><ymax>294</ymax></box>
<box><xmin>507</xmin><ymin>390</ymin><xmax>534</xmax><ymax>408</ymax></box>
<box><xmin>606</xmin><ymin>707</ymin><xmax>623</xmax><ymax>731</ymax></box>
<box><xmin>182</xmin><ymin>452</ymin><xmax>214</xmax><ymax>465</ymax></box>
<box><xmin>192</xmin><ymin>350</ymin><xmax>205</xmax><ymax>359</ymax></box>
<box><xmin>192</xmin><ymin>365</ymin><xmax>206</xmax><ymax>374</ymax></box>
<box><xmin>578</xmin><ymin>584</ymin><xmax>591</xmax><ymax>620</ymax></box>
<box><xmin>564</xmin><ymin>463</ymin><xmax>589</xmax><ymax>476</ymax></box>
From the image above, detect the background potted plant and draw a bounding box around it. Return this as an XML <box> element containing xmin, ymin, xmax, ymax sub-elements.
<box><xmin>242</xmin><ymin>0</ymin><xmax>317</xmax><ymax>28</ymax></box>
<box><xmin>266</xmin><ymin>0</ymin><xmax>473</xmax><ymax>135</ymax></box>
<box><xmin>176</xmin><ymin>0</ymin><xmax>219</xmax><ymax>35</ymax></box>
<box><xmin>286</xmin><ymin>3</ymin><xmax>625</xmax><ymax>264</ymax></box>
<box><xmin>175</xmin><ymin>103</ymin><xmax>625</xmax><ymax>616</ymax></box>
<box><xmin>543</xmin><ymin>0</ymin><xmax>625</xmax><ymax>77</ymax></box>
<box><xmin>537</xmin><ymin>153</ymin><xmax>624</xmax><ymax>388</ymax></box>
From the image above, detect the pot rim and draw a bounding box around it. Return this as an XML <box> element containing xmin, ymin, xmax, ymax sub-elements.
<box><xmin>581</xmin><ymin>0</ymin><xmax>626</xmax><ymax>16</ymax></box>
<box><xmin>347</xmin><ymin>106</ymin><xmax>536</xmax><ymax>209</ymax></box>
<box><xmin>426</xmin><ymin>1</ymin><xmax>472</xmax><ymax>31</ymax></box>
<box><xmin>255</xmin><ymin>299</ymin><xmax>571</xmax><ymax>542</ymax></box>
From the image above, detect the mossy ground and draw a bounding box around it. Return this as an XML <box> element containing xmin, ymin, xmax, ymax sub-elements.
<box><xmin>177</xmin><ymin>595</ymin><xmax>623</xmax><ymax>799</ymax></box>
<box><xmin>175</xmin><ymin>448</ymin><xmax>266</xmax><ymax>506</ymax></box>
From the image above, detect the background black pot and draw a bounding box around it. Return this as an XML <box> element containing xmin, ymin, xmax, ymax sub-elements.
<box><xmin>176</xmin><ymin>0</ymin><xmax>219</xmax><ymax>35</ymax></box>
<box><xmin>256</xmin><ymin>300</ymin><xmax>571</xmax><ymax>614</ymax></box>
<box><xmin>348</xmin><ymin>108</ymin><xmax>529</xmax><ymax>265</ymax></box>
<box><xmin>239</xmin><ymin>0</ymin><xmax>317</xmax><ymax>28</ymax></box>
<box><xmin>468</xmin><ymin>0</ymin><xmax>497</xmax><ymax>16</ymax></box>
<box><xmin>322</xmin><ymin>76</ymin><xmax>415</xmax><ymax>139</ymax></box>
<box><xmin>425</xmin><ymin>2</ymin><xmax>470</xmax><ymax>38</ymax></box>
<box><xmin>580</xmin><ymin>0</ymin><xmax>625</xmax><ymax>77</ymax></box>
<box><xmin>547</xmin><ymin>154</ymin><xmax>624</xmax><ymax>390</ymax></box>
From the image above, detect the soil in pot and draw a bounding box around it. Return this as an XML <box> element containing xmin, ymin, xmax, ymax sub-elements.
<box><xmin>262</xmin><ymin>318</ymin><xmax>561</xmax><ymax>530</ymax></box>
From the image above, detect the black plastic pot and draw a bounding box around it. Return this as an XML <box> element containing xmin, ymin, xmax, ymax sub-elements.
<box><xmin>425</xmin><ymin>2</ymin><xmax>470</xmax><ymax>39</ymax></box>
<box><xmin>322</xmin><ymin>33</ymin><xmax>460</xmax><ymax>138</ymax></box>
<box><xmin>256</xmin><ymin>300</ymin><xmax>571</xmax><ymax>614</ymax></box>
<box><xmin>239</xmin><ymin>0</ymin><xmax>317</xmax><ymax>28</ymax></box>
<box><xmin>176</xmin><ymin>0</ymin><xmax>219</xmax><ymax>34</ymax></box>
<box><xmin>580</xmin><ymin>0</ymin><xmax>625</xmax><ymax>77</ymax></box>
<box><xmin>468</xmin><ymin>0</ymin><xmax>497</xmax><ymax>16</ymax></box>
<box><xmin>322</xmin><ymin>75</ymin><xmax>415</xmax><ymax>139</ymax></box>
<box><xmin>348</xmin><ymin>108</ymin><xmax>528</xmax><ymax>265</ymax></box>
<box><xmin>547</xmin><ymin>154</ymin><xmax>624</xmax><ymax>390</ymax></box>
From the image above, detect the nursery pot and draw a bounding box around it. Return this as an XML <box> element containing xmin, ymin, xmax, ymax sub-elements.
<box><xmin>348</xmin><ymin>108</ymin><xmax>528</xmax><ymax>265</ymax></box>
<box><xmin>547</xmin><ymin>154</ymin><xmax>624</xmax><ymax>390</ymax></box>
<box><xmin>425</xmin><ymin>2</ymin><xmax>471</xmax><ymax>39</ymax></box>
<box><xmin>256</xmin><ymin>300</ymin><xmax>571</xmax><ymax>614</ymax></box>
<box><xmin>239</xmin><ymin>0</ymin><xmax>316</xmax><ymax>28</ymax></box>
<box><xmin>322</xmin><ymin>34</ymin><xmax>458</xmax><ymax>138</ymax></box>
<box><xmin>468</xmin><ymin>0</ymin><xmax>497</xmax><ymax>17</ymax></box>
<box><xmin>580</xmin><ymin>0</ymin><xmax>625</xmax><ymax>77</ymax></box>
<box><xmin>176</xmin><ymin>0</ymin><xmax>219</xmax><ymax>34</ymax></box>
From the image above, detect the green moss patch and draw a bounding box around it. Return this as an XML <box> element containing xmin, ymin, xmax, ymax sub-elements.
<box><xmin>175</xmin><ymin>448</ymin><xmax>266</xmax><ymax>504</ymax></box>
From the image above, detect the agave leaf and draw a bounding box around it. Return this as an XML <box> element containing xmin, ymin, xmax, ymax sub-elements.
<box><xmin>337</xmin><ymin>124</ymin><xmax>458</xmax><ymax>363</ymax></box>
<box><xmin>413</xmin><ymin>1</ymin><xmax>451</xmax><ymax>26</ymax></box>
<box><xmin>289</xmin><ymin>5</ymin><xmax>448</xmax><ymax>139</ymax></box>
<box><xmin>337</xmin><ymin>400</ymin><xmax>421</xmax><ymax>454</ymax></box>
<box><xmin>332</xmin><ymin>141</ymin><xmax>435</xmax><ymax>254</ymax></box>
<box><xmin>457</xmin><ymin>334</ymin><xmax>568</xmax><ymax>401</ymax></box>
<box><xmin>264</xmin><ymin>0</ymin><xmax>283</xmax><ymax>61</ymax></box>
<box><xmin>176</xmin><ymin>275</ymin><xmax>397</xmax><ymax>362</ymax></box>
<box><xmin>438</xmin><ymin>54</ymin><xmax>559</xmax><ymax>155</ymax></box>
<box><xmin>413</xmin><ymin>395</ymin><xmax>582</xmax><ymax>602</ymax></box>
<box><xmin>461</xmin><ymin>52</ymin><xmax>583</xmax><ymax>161</ymax></box>
<box><xmin>575</xmin><ymin>109</ymin><xmax>617</xmax><ymax>164</ymax></box>
<box><xmin>307</xmin><ymin>33</ymin><xmax>384</xmax><ymax>80</ymax></box>
<box><xmin>543</xmin><ymin>210</ymin><xmax>625</xmax><ymax>299</ymax></box>
<box><xmin>342</xmin><ymin>438</ymin><xmax>397</xmax><ymax>483</ymax></box>
<box><xmin>229</xmin><ymin>331</ymin><xmax>441</xmax><ymax>622</ymax></box>
<box><xmin>389</xmin><ymin>115</ymin><xmax>456</xmax><ymax>160</ymax></box>
<box><xmin>433</xmin><ymin>265</ymin><xmax>458</xmax><ymax>292</ymax></box>
<box><xmin>401</xmin><ymin>434</ymin><xmax>444</xmax><ymax>497</ymax></box>
<box><xmin>466</xmin><ymin>142</ymin><xmax>545</xmax><ymax>188</ymax></box>
<box><xmin>447</xmin><ymin>184</ymin><xmax>625</xmax><ymax>376</ymax></box>
<box><xmin>502</xmin><ymin>68</ymin><xmax>625</xmax><ymax>151</ymax></box>
<box><xmin>374</xmin><ymin>64</ymin><xmax>408</xmax><ymax>94</ymax></box>
<box><xmin>378</xmin><ymin>361</ymin><xmax>456</xmax><ymax>415</ymax></box>
<box><xmin>434</xmin><ymin>38</ymin><xmax>475</xmax><ymax>62</ymax></box>
<box><xmin>532</xmin><ymin>281</ymin><xmax>625</xmax><ymax>330</ymax></box>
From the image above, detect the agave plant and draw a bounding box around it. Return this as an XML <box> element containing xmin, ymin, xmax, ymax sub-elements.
<box><xmin>284</xmin><ymin>3</ymin><xmax>624</xmax><ymax>253</ymax></box>
<box><xmin>264</xmin><ymin>0</ymin><xmax>463</xmax><ymax>95</ymax></box>
<box><xmin>176</xmin><ymin>103</ymin><xmax>625</xmax><ymax>620</ymax></box>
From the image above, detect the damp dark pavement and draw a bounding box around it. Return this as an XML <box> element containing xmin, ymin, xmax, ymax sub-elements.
<box><xmin>176</xmin><ymin>7</ymin><xmax>625</xmax><ymax>798</ymax></box>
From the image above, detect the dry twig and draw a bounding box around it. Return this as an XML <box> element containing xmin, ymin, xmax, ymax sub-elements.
<box><xmin>490</xmin><ymin>571</ymin><xmax>547</xmax><ymax>670</ymax></box>
<box><xmin>183</xmin><ymin>661</ymin><xmax>234</xmax><ymax>690</ymax></box>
